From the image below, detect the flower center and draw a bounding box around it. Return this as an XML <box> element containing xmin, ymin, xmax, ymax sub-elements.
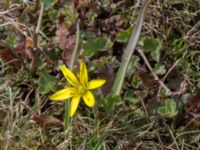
<box><xmin>77</xmin><ymin>85</ymin><xmax>87</xmax><ymax>95</ymax></box>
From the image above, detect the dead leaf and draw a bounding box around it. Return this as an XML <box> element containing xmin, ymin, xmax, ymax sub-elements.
<box><xmin>0</xmin><ymin>110</ymin><xmax>7</xmax><ymax>126</ymax></box>
<box><xmin>172</xmin><ymin>80</ymin><xmax>188</xmax><ymax>96</ymax></box>
<box><xmin>99</xmin><ymin>65</ymin><xmax>115</xmax><ymax>96</ymax></box>
<box><xmin>96</xmin><ymin>15</ymin><xmax>124</xmax><ymax>35</ymax></box>
<box><xmin>31</xmin><ymin>114</ymin><xmax>62</xmax><ymax>128</ymax></box>
<box><xmin>55</xmin><ymin>25</ymin><xmax>75</xmax><ymax>51</ymax></box>
<box><xmin>186</xmin><ymin>90</ymin><xmax>200</xmax><ymax>113</ymax></box>
<box><xmin>0</xmin><ymin>36</ymin><xmax>34</xmax><ymax>68</ymax></box>
<box><xmin>55</xmin><ymin>25</ymin><xmax>76</xmax><ymax>64</ymax></box>
<box><xmin>0</xmin><ymin>48</ymin><xmax>16</xmax><ymax>62</ymax></box>
<box><xmin>15</xmin><ymin>36</ymin><xmax>34</xmax><ymax>61</ymax></box>
<box><xmin>78</xmin><ymin>0</ymin><xmax>90</xmax><ymax>6</ymax></box>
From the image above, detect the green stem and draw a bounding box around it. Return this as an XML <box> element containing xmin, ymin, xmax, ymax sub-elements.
<box><xmin>111</xmin><ymin>0</ymin><xmax>149</xmax><ymax>95</ymax></box>
<box><xmin>64</xmin><ymin>21</ymin><xmax>80</xmax><ymax>130</ymax></box>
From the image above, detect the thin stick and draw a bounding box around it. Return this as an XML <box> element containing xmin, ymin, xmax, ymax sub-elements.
<box><xmin>137</xmin><ymin>48</ymin><xmax>171</xmax><ymax>92</ymax></box>
<box><xmin>82</xmin><ymin>129</ymin><xmax>88</xmax><ymax>150</ymax></box>
<box><xmin>162</xmin><ymin>120</ymin><xmax>180</xmax><ymax>150</ymax></box>
<box><xmin>31</xmin><ymin>2</ymin><xmax>43</xmax><ymax>74</ymax></box>
<box><xmin>184</xmin><ymin>20</ymin><xmax>200</xmax><ymax>39</ymax></box>
<box><xmin>0</xmin><ymin>7</ymin><xmax>18</xmax><ymax>15</ymax></box>
<box><xmin>140</xmin><ymin>98</ymin><xmax>149</xmax><ymax>118</ymax></box>
<box><xmin>34</xmin><ymin>2</ymin><xmax>44</xmax><ymax>47</ymax></box>
<box><xmin>157</xmin><ymin>59</ymin><xmax>180</xmax><ymax>95</ymax></box>
<box><xmin>175</xmin><ymin>130</ymin><xmax>200</xmax><ymax>140</ymax></box>
<box><xmin>168</xmin><ymin>127</ymin><xmax>180</xmax><ymax>150</ymax></box>
<box><xmin>0</xmin><ymin>22</ymin><xmax>13</xmax><ymax>27</ymax></box>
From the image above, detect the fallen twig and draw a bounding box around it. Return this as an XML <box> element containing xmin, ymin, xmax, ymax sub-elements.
<box><xmin>137</xmin><ymin>48</ymin><xmax>171</xmax><ymax>92</ymax></box>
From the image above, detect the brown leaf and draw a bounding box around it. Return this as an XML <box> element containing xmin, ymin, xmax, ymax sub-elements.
<box><xmin>186</xmin><ymin>90</ymin><xmax>200</xmax><ymax>113</ymax></box>
<box><xmin>97</xmin><ymin>15</ymin><xmax>124</xmax><ymax>35</ymax></box>
<box><xmin>0</xmin><ymin>48</ymin><xmax>15</xmax><ymax>62</ymax></box>
<box><xmin>0</xmin><ymin>36</ymin><xmax>34</xmax><ymax>68</ymax></box>
<box><xmin>55</xmin><ymin>25</ymin><xmax>76</xmax><ymax>64</ymax></box>
<box><xmin>99</xmin><ymin>65</ymin><xmax>115</xmax><ymax>96</ymax></box>
<box><xmin>172</xmin><ymin>80</ymin><xmax>188</xmax><ymax>96</ymax></box>
<box><xmin>78</xmin><ymin>0</ymin><xmax>90</xmax><ymax>5</ymax></box>
<box><xmin>55</xmin><ymin>25</ymin><xmax>75</xmax><ymax>51</ymax></box>
<box><xmin>31</xmin><ymin>114</ymin><xmax>62</xmax><ymax>128</ymax></box>
<box><xmin>0</xmin><ymin>110</ymin><xmax>7</xmax><ymax>126</ymax></box>
<box><xmin>16</xmin><ymin>36</ymin><xmax>34</xmax><ymax>61</ymax></box>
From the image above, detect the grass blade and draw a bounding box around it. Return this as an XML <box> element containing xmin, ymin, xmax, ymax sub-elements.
<box><xmin>111</xmin><ymin>0</ymin><xmax>150</xmax><ymax>95</ymax></box>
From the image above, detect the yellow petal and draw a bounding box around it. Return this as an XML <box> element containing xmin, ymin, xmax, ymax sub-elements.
<box><xmin>60</xmin><ymin>65</ymin><xmax>80</xmax><ymax>87</ymax></box>
<box><xmin>49</xmin><ymin>88</ymin><xmax>76</xmax><ymax>101</ymax></box>
<box><xmin>70</xmin><ymin>95</ymin><xmax>81</xmax><ymax>117</ymax></box>
<box><xmin>88</xmin><ymin>79</ymin><xmax>106</xmax><ymax>89</ymax></box>
<box><xmin>83</xmin><ymin>91</ymin><xmax>95</xmax><ymax>107</ymax></box>
<box><xmin>79</xmin><ymin>61</ymin><xmax>88</xmax><ymax>87</ymax></box>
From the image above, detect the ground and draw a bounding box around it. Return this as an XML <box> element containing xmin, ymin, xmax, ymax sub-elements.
<box><xmin>1</xmin><ymin>0</ymin><xmax>200</xmax><ymax>150</ymax></box>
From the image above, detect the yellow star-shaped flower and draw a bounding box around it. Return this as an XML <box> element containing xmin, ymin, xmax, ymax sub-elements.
<box><xmin>49</xmin><ymin>61</ymin><xmax>106</xmax><ymax>117</ymax></box>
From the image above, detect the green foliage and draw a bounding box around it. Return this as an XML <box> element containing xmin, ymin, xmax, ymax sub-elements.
<box><xmin>158</xmin><ymin>99</ymin><xmax>178</xmax><ymax>118</ymax></box>
<box><xmin>153</xmin><ymin>63</ymin><xmax>166</xmax><ymax>75</ymax></box>
<box><xmin>103</xmin><ymin>95</ymin><xmax>123</xmax><ymax>115</ymax></box>
<box><xmin>80</xmin><ymin>31</ymin><xmax>96</xmax><ymax>41</ymax></box>
<box><xmin>101</xmin><ymin>0</ymin><xmax>111</xmax><ymax>7</ymax></box>
<box><xmin>126</xmin><ymin>55</ymin><xmax>140</xmax><ymax>76</ymax></box>
<box><xmin>43</xmin><ymin>0</ymin><xmax>57</xmax><ymax>9</ymax></box>
<box><xmin>38</xmin><ymin>73</ymin><xmax>57</xmax><ymax>94</ymax></box>
<box><xmin>61</xmin><ymin>5</ymin><xmax>78</xmax><ymax>27</ymax></box>
<box><xmin>6</xmin><ymin>34</ymin><xmax>17</xmax><ymax>48</ymax></box>
<box><xmin>86</xmin><ymin>11</ymin><xmax>98</xmax><ymax>25</ymax></box>
<box><xmin>93</xmin><ymin>131</ymin><xmax>110</xmax><ymax>150</ymax></box>
<box><xmin>124</xmin><ymin>90</ymin><xmax>139</xmax><ymax>103</ymax></box>
<box><xmin>83</xmin><ymin>37</ymin><xmax>113</xmax><ymax>57</ymax></box>
<box><xmin>116</xmin><ymin>27</ymin><xmax>133</xmax><ymax>43</ymax></box>
<box><xmin>124</xmin><ymin>89</ymin><xmax>148</xmax><ymax>104</ymax></box>
<box><xmin>48</xmin><ymin>10</ymin><xmax>59</xmax><ymax>22</ymax></box>
<box><xmin>131</xmin><ymin>75</ymin><xmax>142</xmax><ymax>88</ymax></box>
<box><xmin>140</xmin><ymin>38</ymin><xmax>162</xmax><ymax>62</ymax></box>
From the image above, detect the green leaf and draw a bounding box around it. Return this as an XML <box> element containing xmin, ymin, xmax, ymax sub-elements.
<box><xmin>126</xmin><ymin>56</ymin><xmax>140</xmax><ymax>76</ymax></box>
<box><xmin>80</xmin><ymin>31</ymin><xmax>95</xmax><ymax>42</ymax></box>
<box><xmin>101</xmin><ymin>0</ymin><xmax>110</xmax><ymax>7</ymax></box>
<box><xmin>86</xmin><ymin>11</ymin><xmax>97</xmax><ymax>25</ymax></box>
<box><xmin>103</xmin><ymin>95</ymin><xmax>122</xmax><ymax>114</ymax></box>
<box><xmin>6</xmin><ymin>34</ymin><xmax>17</xmax><ymax>48</ymax></box>
<box><xmin>166</xmin><ymin>99</ymin><xmax>177</xmax><ymax>115</ymax></box>
<box><xmin>131</xmin><ymin>75</ymin><xmax>142</xmax><ymax>88</ymax></box>
<box><xmin>124</xmin><ymin>90</ymin><xmax>139</xmax><ymax>103</ymax></box>
<box><xmin>153</xmin><ymin>63</ymin><xmax>166</xmax><ymax>75</ymax></box>
<box><xmin>116</xmin><ymin>27</ymin><xmax>133</xmax><ymax>43</ymax></box>
<box><xmin>38</xmin><ymin>74</ymin><xmax>57</xmax><ymax>94</ymax></box>
<box><xmin>111</xmin><ymin>1</ymin><xmax>148</xmax><ymax>95</ymax></box>
<box><xmin>158</xmin><ymin>99</ymin><xmax>178</xmax><ymax>118</ymax></box>
<box><xmin>83</xmin><ymin>37</ymin><xmax>113</xmax><ymax>57</ymax></box>
<box><xmin>43</xmin><ymin>0</ymin><xmax>57</xmax><ymax>9</ymax></box>
<box><xmin>61</xmin><ymin>6</ymin><xmax>78</xmax><ymax>27</ymax></box>
<box><xmin>48</xmin><ymin>10</ymin><xmax>59</xmax><ymax>22</ymax></box>
<box><xmin>142</xmin><ymin>38</ymin><xmax>162</xmax><ymax>62</ymax></box>
<box><xmin>158</xmin><ymin>107</ymin><xmax>166</xmax><ymax>114</ymax></box>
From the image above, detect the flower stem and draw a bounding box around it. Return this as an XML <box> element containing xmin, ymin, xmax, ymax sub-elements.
<box><xmin>64</xmin><ymin>21</ymin><xmax>80</xmax><ymax>130</ymax></box>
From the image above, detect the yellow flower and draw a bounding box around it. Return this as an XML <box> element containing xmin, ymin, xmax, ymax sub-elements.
<box><xmin>49</xmin><ymin>61</ymin><xmax>106</xmax><ymax>117</ymax></box>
